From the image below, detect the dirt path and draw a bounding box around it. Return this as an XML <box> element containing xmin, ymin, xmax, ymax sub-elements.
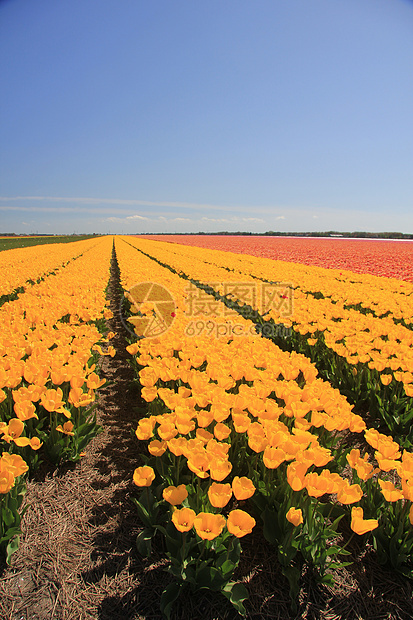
<box><xmin>1</xmin><ymin>248</ymin><xmax>413</xmax><ymax>620</ymax></box>
<box><xmin>0</xmin><ymin>250</ymin><xmax>163</xmax><ymax>620</ymax></box>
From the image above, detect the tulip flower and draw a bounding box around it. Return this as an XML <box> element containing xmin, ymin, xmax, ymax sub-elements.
<box><xmin>163</xmin><ymin>484</ymin><xmax>188</xmax><ymax>506</ymax></box>
<box><xmin>148</xmin><ymin>439</ymin><xmax>167</xmax><ymax>457</ymax></box>
<box><xmin>56</xmin><ymin>421</ymin><xmax>75</xmax><ymax>436</ymax></box>
<box><xmin>350</xmin><ymin>507</ymin><xmax>378</xmax><ymax>535</ymax></box>
<box><xmin>0</xmin><ymin>468</ymin><xmax>15</xmax><ymax>494</ymax></box>
<box><xmin>208</xmin><ymin>482</ymin><xmax>232</xmax><ymax>508</ymax></box>
<box><xmin>133</xmin><ymin>466</ymin><xmax>155</xmax><ymax>487</ymax></box>
<box><xmin>227</xmin><ymin>510</ymin><xmax>256</xmax><ymax>538</ymax></box>
<box><xmin>172</xmin><ymin>507</ymin><xmax>196</xmax><ymax>532</ymax></box>
<box><xmin>378</xmin><ymin>479</ymin><xmax>404</xmax><ymax>502</ymax></box>
<box><xmin>232</xmin><ymin>476</ymin><xmax>255</xmax><ymax>500</ymax></box>
<box><xmin>286</xmin><ymin>507</ymin><xmax>303</xmax><ymax>526</ymax></box>
<box><xmin>193</xmin><ymin>512</ymin><xmax>226</xmax><ymax>540</ymax></box>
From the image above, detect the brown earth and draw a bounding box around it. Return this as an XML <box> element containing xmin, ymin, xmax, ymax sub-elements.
<box><xmin>1</xmin><ymin>252</ymin><xmax>413</xmax><ymax>619</ymax></box>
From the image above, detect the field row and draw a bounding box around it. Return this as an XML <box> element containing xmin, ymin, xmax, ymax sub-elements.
<box><xmin>147</xmin><ymin>235</ymin><xmax>413</xmax><ymax>282</ymax></box>
<box><xmin>115</xmin><ymin>236</ymin><xmax>413</xmax><ymax>614</ymax></box>
<box><xmin>126</xmin><ymin>237</ymin><xmax>413</xmax><ymax>445</ymax></box>
<box><xmin>1</xmin><ymin>236</ymin><xmax>113</xmax><ymax>562</ymax></box>
<box><xmin>1</xmin><ymin>234</ymin><xmax>412</xmax><ymax>616</ymax></box>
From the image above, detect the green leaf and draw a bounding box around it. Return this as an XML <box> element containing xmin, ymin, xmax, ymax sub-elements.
<box><xmin>222</xmin><ymin>582</ymin><xmax>248</xmax><ymax>616</ymax></box>
<box><xmin>2</xmin><ymin>507</ymin><xmax>15</xmax><ymax>528</ymax></box>
<box><xmin>219</xmin><ymin>559</ymin><xmax>236</xmax><ymax>579</ymax></box>
<box><xmin>281</xmin><ymin>564</ymin><xmax>301</xmax><ymax>608</ymax></box>
<box><xmin>160</xmin><ymin>582</ymin><xmax>182</xmax><ymax>619</ymax></box>
<box><xmin>130</xmin><ymin>497</ymin><xmax>155</xmax><ymax>528</ymax></box>
<box><xmin>136</xmin><ymin>528</ymin><xmax>154</xmax><ymax>557</ymax></box>
<box><xmin>262</xmin><ymin>506</ymin><xmax>281</xmax><ymax>545</ymax></box>
<box><xmin>195</xmin><ymin>564</ymin><xmax>224</xmax><ymax>591</ymax></box>
<box><xmin>6</xmin><ymin>535</ymin><xmax>20</xmax><ymax>565</ymax></box>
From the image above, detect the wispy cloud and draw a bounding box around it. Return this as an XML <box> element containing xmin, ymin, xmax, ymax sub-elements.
<box><xmin>0</xmin><ymin>195</ymin><xmax>290</xmax><ymax>216</ymax></box>
<box><xmin>241</xmin><ymin>217</ymin><xmax>265</xmax><ymax>223</ymax></box>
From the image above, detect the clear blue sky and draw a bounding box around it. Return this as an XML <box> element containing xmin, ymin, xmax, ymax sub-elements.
<box><xmin>1</xmin><ymin>0</ymin><xmax>412</xmax><ymax>234</ymax></box>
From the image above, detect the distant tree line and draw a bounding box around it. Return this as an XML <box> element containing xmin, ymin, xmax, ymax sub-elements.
<box><xmin>143</xmin><ymin>231</ymin><xmax>413</xmax><ymax>239</ymax></box>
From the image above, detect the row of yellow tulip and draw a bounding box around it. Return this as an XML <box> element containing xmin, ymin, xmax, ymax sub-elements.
<box><xmin>0</xmin><ymin>236</ymin><xmax>104</xmax><ymax>299</ymax></box>
<box><xmin>130</xmin><ymin>236</ymin><xmax>413</xmax><ymax>324</ymax></box>
<box><xmin>1</xmin><ymin>236</ymin><xmax>114</xmax><ymax>562</ymax></box>
<box><xmin>125</xmin><ymin>237</ymin><xmax>413</xmax><ymax>391</ymax></box>
<box><xmin>123</xmin><ymin>233</ymin><xmax>413</xmax><ymax>451</ymax></box>
<box><xmin>114</xmin><ymin>237</ymin><xmax>413</xmax><ymax>606</ymax></box>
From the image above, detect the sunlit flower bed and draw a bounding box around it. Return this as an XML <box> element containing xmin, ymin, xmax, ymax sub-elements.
<box><xmin>125</xmin><ymin>237</ymin><xmax>413</xmax><ymax>447</ymax></box>
<box><xmin>116</xmin><ymin>237</ymin><xmax>413</xmax><ymax>615</ymax></box>
<box><xmin>145</xmin><ymin>235</ymin><xmax>413</xmax><ymax>282</ymax></box>
<box><xmin>0</xmin><ymin>236</ymin><xmax>114</xmax><ymax>563</ymax></box>
<box><xmin>0</xmin><ymin>236</ymin><xmax>103</xmax><ymax>299</ymax></box>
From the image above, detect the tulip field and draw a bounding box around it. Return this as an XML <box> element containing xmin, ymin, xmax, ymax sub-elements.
<box><xmin>1</xmin><ymin>234</ymin><xmax>413</xmax><ymax>618</ymax></box>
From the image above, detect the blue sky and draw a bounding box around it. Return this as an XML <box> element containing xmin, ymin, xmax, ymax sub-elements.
<box><xmin>1</xmin><ymin>0</ymin><xmax>412</xmax><ymax>234</ymax></box>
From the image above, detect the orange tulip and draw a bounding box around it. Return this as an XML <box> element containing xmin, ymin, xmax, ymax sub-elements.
<box><xmin>286</xmin><ymin>507</ymin><xmax>303</xmax><ymax>526</ymax></box>
<box><xmin>287</xmin><ymin>461</ymin><xmax>309</xmax><ymax>491</ymax></box>
<box><xmin>167</xmin><ymin>437</ymin><xmax>187</xmax><ymax>456</ymax></box>
<box><xmin>205</xmin><ymin>439</ymin><xmax>230</xmax><ymax>459</ymax></box>
<box><xmin>148</xmin><ymin>440</ymin><xmax>167</xmax><ymax>457</ymax></box>
<box><xmin>350</xmin><ymin>507</ymin><xmax>378</xmax><ymax>535</ymax></box>
<box><xmin>1</xmin><ymin>453</ymin><xmax>29</xmax><ymax>477</ymax></box>
<box><xmin>337</xmin><ymin>481</ymin><xmax>363</xmax><ymax>505</ymax></box>
<box><xmin>378</xmin><ymin>479</ymin><xmax>404</xmax><ymax>502</ymax></box>
<box><xmin>133</xmin><ymin>466</ymin><xmax>155</xmax><ymax>487</ymax></box>
<box><xmin>86</xmin><ymin>372</ymin><xmax>106</xmax><ymax>390</ymax></box>
<box><xmin>56</xmin><ymin>421</ymin><xmax>75</xmax><ymax>436</ymax></box>
<box><xmin>380</xmin><ymin>374</ymin><xmax>392</xmax><ymax>386</ymax></box>
<box><xmin>213</xmin><ymin>422</ymin><xmax>231</xmax><ymax>441</ymax></box>
<box><xmin>163</xmin><ymin>484</ymin><xmax>188</xmax><ymax>506</ymax></box>
<box><xmin>141</xmin><ymin>386</ymin><xmax>158</xmax><ymax>402</ymax></box>
<box><xmin>227</xmin><ymin>509</ymin><xmax>256</xmax><ymax>538</ymax></box>
<box><xmin>172</xmin><ymin>507</ymin><xmax>196</xmax><ymax>532</ymax></box>
<box><xmin>0</xmin><ymin>468</ymin><xmax>15</xmax><ymax>494</ymax></box>
<box><xmin>187</xmin><ymin>451</ymin><xmax>211</xmax><ymax>479</ymax></box>
<box><xmin>193</xmin><ymin>512</ymin><xmax>226</xmax><ymax>540</ymax></box>
<box><xmin>305</xmin><ymin>472</ymin><xmax>330</xmax><ymax>498</ymax></box>
<box><xmin>136</xmin><ymin>418</ymin><xmax>155</xmax><ymax>441</ymax></box>
<box><xmin>14</xmin><ymin>400</ymin><xmax>38</xmax><ymax>421</ymax></box>
<box><xmin>263</xmin><ymin>446</ymin><xmax>286</xmax><ymax>469</ymax></box>
<box><xmin>209</xmin><ymin>457</ymin><xmax>232</xmax><ymax>482</ymax></box>
<box><xmin>196</xmin><ymin>429</ymin><xmax>214</xmax><ymax>444</ymax></box>
<box><xmin>208</xmin><ymin>482</ymin><xmax>232</xmax><ymax>508</ymax></box>
<box><xmin>158</xmin><ymin>422</ymin><xmax>178</xmax><ymax>441</ymax></box>
<box><xmin>29</xmin><ymin>436</ymin><xmax>43</xmax><ymax>450</ymax></box>
<box><xmin>232</xmin><ymin>476</ymin><xmax>255</xmax><ymax>500</ymax></box>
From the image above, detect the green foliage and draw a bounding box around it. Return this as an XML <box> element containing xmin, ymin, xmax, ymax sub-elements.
<box><xmin>0</xmin><ymin>475</ymin><xmax>27</xmax><ymax>565</ymax></box>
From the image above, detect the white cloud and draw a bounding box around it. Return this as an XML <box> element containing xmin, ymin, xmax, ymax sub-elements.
<box><xmin>201</xmin><ymin>217</ymin><xmax>232</xmax><ymax>223</ymax></box>
<box><xmin>0</xmin><ymin>195</ymin><xmax>294</xmax><ymax>216</ymax></box>
<box><xmin>241</xmin><ymin>217</ymin><xmax>265</xmax><ymax>223</ymax></box>
<box><xmin>126</xmin><ymin>215</ymin><xmax>149</xmax><ymax>220</ymax></box>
